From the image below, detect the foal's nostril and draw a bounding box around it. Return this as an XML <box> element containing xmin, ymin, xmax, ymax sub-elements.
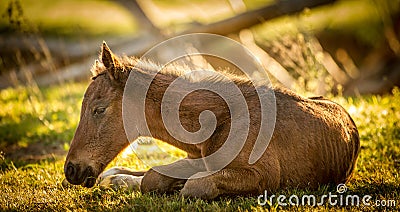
<box><xmin>64</xmin><ymin>161</ymin><xmax>96</xmax><ymax>186</ymax></box>
<box><xmin>65</xmin><ymin>161</ymin><xmax>77</xmax><ymax>179</ymax></box>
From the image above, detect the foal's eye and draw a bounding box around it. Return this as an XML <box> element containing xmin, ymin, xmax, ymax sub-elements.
<box><xmin>93</xmin><ymin>107</ymin><xmax>106</xmax><ymax>116</ymax></box>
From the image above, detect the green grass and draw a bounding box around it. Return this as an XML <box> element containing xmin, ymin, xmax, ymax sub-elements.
<box><xmin>0</xmin><ymin>82</ymin><xmax>399</xmax><ymax>211</ymax></box>
<box><xmin>0</xmin><ymin>82</ymin><xmax>85</xmax><ymax>149</ymax></box>
<box><xmin>253</xmin><ymin>0</ymin><xmax>398</xmax><ymax>46</ymax></box>
<box><xmin>0</xmin><ymin>0</ymin><xmax>138</xmax><ymax>37</ymax></box>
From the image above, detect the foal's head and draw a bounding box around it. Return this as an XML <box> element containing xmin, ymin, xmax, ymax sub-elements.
<box><xmin>64</xmin><ymin>42</ymin><xmax>131</xmax><ymax>187</ymax></box>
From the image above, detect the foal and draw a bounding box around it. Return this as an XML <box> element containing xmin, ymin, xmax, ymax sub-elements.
<box><xmin>64</xmin><ymin>42</ymin><xmax>360</xmax><ymax>199</ymax></box>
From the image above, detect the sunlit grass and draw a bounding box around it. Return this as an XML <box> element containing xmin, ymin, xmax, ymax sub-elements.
<box><xmin>0</xmin><ymin>82</ymin><xmax>86</xmax><ymax>149</ymax></box>
<box><xmin>254</xmin><ymin>0</ymin><xmax>397</xmax><ymax>45</ymax></box>
<box><xmin>2</xmin><ymin>0</ymin><xmax>387</xmax><ymax>41</ymax></box>
<box><xmin>0</xmin><ymin>0</ymin><xmax>138</xmax><ymax>37</ymax></box>
<box><xmin>0</xmin><ymin>81</ymin><xmax>399</xmax><ymax>210</ymax></box>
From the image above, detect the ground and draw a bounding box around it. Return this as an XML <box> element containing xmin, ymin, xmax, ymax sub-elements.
<box><xmin>0</xmin><ymin>82</ymin><xmax>399</xmax><ymax>211</ymax></box>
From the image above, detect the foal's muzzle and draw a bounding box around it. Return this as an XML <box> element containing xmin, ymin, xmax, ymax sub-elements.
<box><xmin>64</xmin><ymin>161</ymin><xmax>96</xmax><ymax>188</ymax></box>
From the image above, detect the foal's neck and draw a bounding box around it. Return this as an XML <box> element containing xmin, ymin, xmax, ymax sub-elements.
<box><xmin>126</xmin><ymin>64</ymin><xmax>255</xmax><ymax>158</ymax></box>
<box><xmin>130</xmin><ymin>68</ymin><xmax>204</xmax><ymax>157</ymax></box>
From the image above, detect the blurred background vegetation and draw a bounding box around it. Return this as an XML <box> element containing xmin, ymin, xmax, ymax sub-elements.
<box><xmin>0</xmin><ymin>0</ymin><xmax>399</xmax><ymax>210</ymax></box>
<box><xmin>0</xmin><ymin>0</ymin><xmax>399</xmax><ymax>93</ymax></box>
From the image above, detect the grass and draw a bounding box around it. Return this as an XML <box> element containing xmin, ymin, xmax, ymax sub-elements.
<box><xmin>0</xmin><ymin>0</ymin><xmax>138</xmax><ymax>37</ymax></box>
<box><xmin>0</xmin><ymin>81</ymin><xmax>399</xmax><ymax>211</ymax></box>
<box><xmin>253</xmin><ymin>0</ymin><xmax>398</xmax><ymax>46</ymax></box>
<box><xmin>0</xmin><ymin>82</ymin><xmax>85</xmax><ymax>149</ymax></box>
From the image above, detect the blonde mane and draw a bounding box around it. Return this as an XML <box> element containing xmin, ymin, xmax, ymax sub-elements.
<box><xmin>90</xmin><ymin>53</ymin><xmax>256</xmax><ymax>91</ymax></box>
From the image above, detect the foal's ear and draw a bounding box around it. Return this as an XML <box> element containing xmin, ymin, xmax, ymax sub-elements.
<box><xmin>101</xmin><ymin>41</ymin><xmax>123</xmax><ymax>81</ymax></box>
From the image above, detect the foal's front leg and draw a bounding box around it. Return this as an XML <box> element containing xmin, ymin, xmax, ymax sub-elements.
<box><xmin>98</xmin><ymin>167</ymin><xmax>146</xmax><ymax>191</ymax></box>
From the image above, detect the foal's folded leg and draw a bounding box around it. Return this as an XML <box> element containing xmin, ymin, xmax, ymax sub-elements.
<box><xmin>98</xmin><ymin>167</ymin><xmax>146</xmax><ymax>191</ymax></box>
<box><xmin>180</xmin><ymin>167</ymin><xmax>280</xmax><ymax>200</ymax></box>
<box><xmin>140</xmin><ymin>158</ymin><xmax>205</xmax><ymax>194</ymax></box>
<box><xmin>141</xmin><ymin>168</ymin><xmax>187</xmax><ymax>194</ymax></box>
